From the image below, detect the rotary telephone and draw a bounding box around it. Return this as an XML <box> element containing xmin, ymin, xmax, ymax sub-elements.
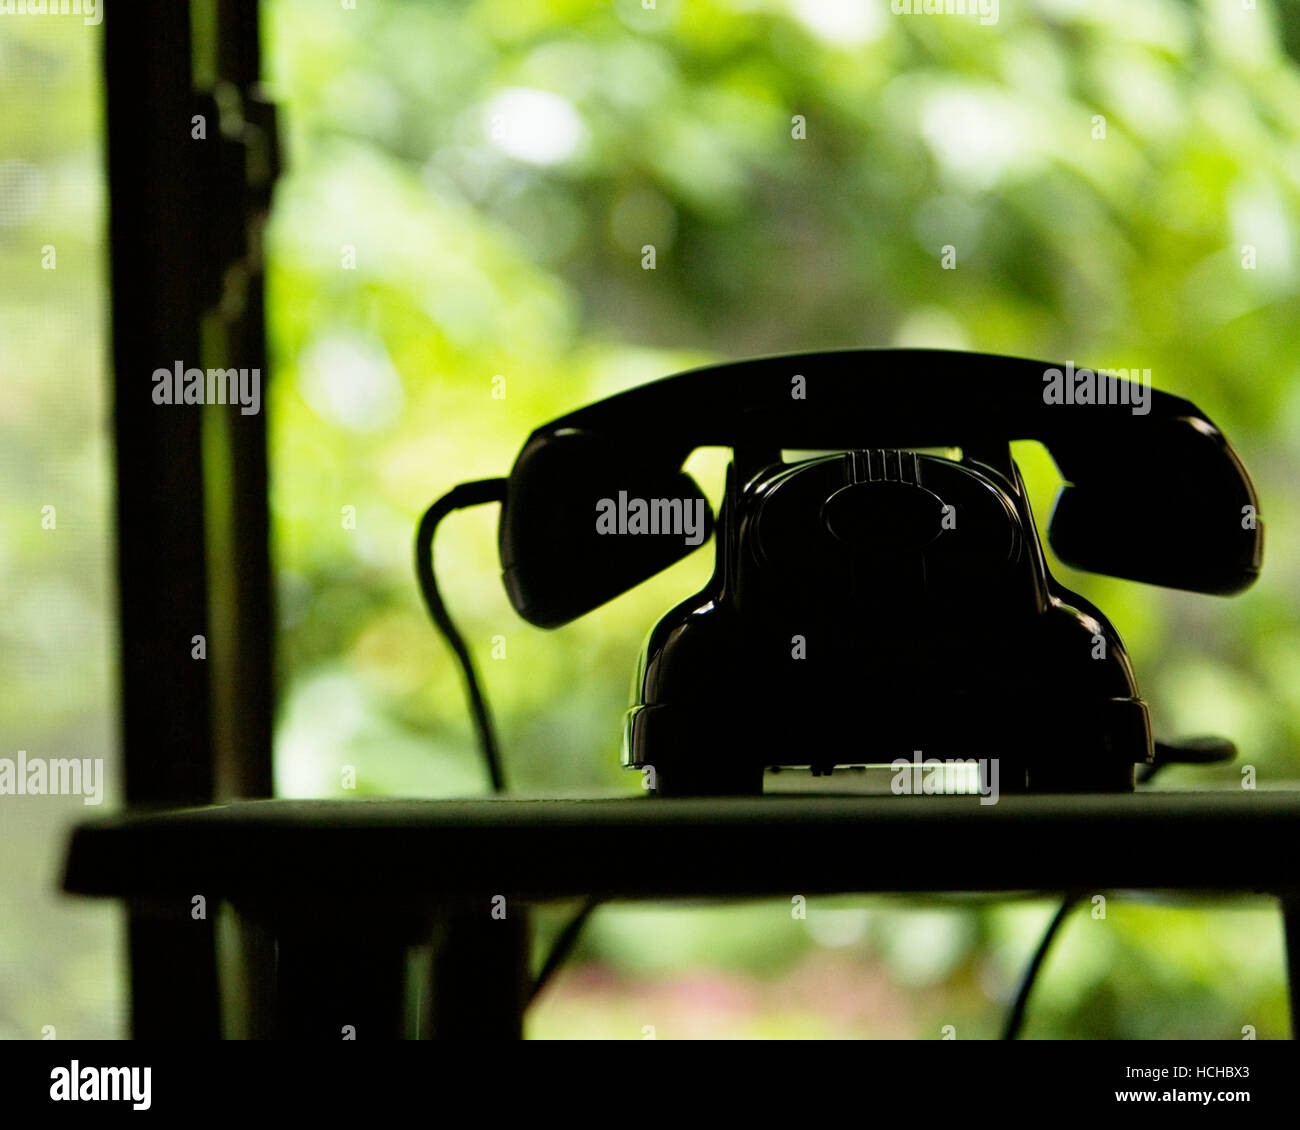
<box><xmin>422</xmin><ymin>349</ymin><xmax>1262</xmax><ymax>797</ymax></box>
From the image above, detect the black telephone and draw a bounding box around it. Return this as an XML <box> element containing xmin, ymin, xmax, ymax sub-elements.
<box><xmin>438</xmin><ymin>349</ymin><xmax>1262</xmax><ymax>797</ymax></box>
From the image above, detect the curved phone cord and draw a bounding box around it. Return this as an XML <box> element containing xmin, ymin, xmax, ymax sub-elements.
<box><xmin>528</xmin><ymin>895</ymin><xmax>603</xmax><ymax>1005</ymax></box>
<box><xmin>415</xmin><ymin>479</ymin><xmax>510</xmax><ymax>793</ymax></box>
<box><xmin>417</xmin><ymin>480</ymin><xmax>603</xmax><ymax>1000</ymax></box>
<box><xmin>1003</xmin><ymin>895</ymin><xmax>1078</xmax><ymax>1039</ymax></box>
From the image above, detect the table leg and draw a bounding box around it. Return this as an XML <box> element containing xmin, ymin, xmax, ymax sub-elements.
<box><xmin>1283</xmin><ymin>894</ymin><xmax>1300</xmax><ymax>1042</ymax></box>
<box><xmin>427</xmin><ymin>909</ymin><xmax>530</xmax><ymax>1039</ymax></box>
<box><xmin>273</xmin><ymin>927</ymin><xmax>410</xmax><ymax>1040</ymax></box>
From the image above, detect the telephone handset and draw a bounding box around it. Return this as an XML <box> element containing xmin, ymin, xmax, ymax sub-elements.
<box><xmin>489</xmin><ymin>349</ymin><xmax>1262</xmax><ymax>795</ymax></box>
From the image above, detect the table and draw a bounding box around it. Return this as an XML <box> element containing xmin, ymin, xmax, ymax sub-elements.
<box><xmin>62</xmin><ymin>790</ymin><xmax>1300</xmax><ymax>1039</ymax></box>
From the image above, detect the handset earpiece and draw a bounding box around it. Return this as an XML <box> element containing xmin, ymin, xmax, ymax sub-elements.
<box><xmin>1044</xmin><ymin>414</ymin><xmax>1262</xmax><ymax>595</ymax></box>
<box><xmin>500</xmin><ymin>429</ymin><xmax>713</xmax><ymax>628</ymax></box>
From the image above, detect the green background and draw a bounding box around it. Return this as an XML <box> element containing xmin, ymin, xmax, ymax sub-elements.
<box><xmin>3</xmin><ymin>0</ymin><xmax>1300</xmax><ymax>1038</ymax></box>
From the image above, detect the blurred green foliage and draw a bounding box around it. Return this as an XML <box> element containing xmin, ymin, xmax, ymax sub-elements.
<box><xmin>261</xmin><ymin>0</ymin><xmax>1300</xmax><ymax>1037</ymax></box>
<box><xmin>3</xmin><ymin>0</ymin><xmax>1299</xmax><ymax>1040</ymax></box>
<box><xmin>0</xmin><ymin>16</ymin><xmax>117</xmax><ymax>1038</ymax></box>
